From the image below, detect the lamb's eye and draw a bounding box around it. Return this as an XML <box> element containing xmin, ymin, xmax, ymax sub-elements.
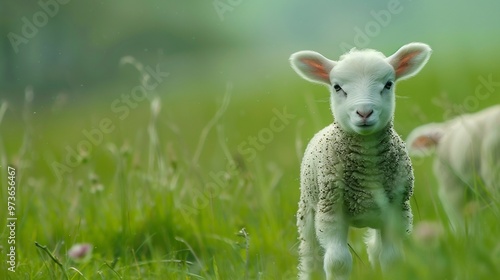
<box><xmin>333</xmin><ymin>84</ymin><xmax>342</xmax><ymax>92</ymax></box>
<box><xmin>384</xmin><ymin>81</ymin><xmax>393</xmax><ymax>90</ymax></box>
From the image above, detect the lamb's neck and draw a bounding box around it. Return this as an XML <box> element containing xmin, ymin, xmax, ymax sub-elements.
<box><xmin>333</xmin><ymin>121</ymin><xmax>399</xmax><ymax>190</ymax></box>
<box><xmin>334</xmin><ymin>122</ymin><xmax>394</xmax><ymax>156</ymax></box>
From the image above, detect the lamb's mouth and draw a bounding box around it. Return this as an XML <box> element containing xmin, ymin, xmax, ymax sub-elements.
<box><xmin>356</xmin><ymin>123</ymin><xmax>375</xmax><ymax>128</ymax></box>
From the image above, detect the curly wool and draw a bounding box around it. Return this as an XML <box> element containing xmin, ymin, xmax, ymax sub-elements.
<box><xmin>299</xmin><ymin>121</ymin><xmax>413</xmax><ymax>231</ymax></box>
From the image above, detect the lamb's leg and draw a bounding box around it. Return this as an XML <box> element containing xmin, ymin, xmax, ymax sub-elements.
<box><xmin>365</xmin><ymin>228</ymin><xmax>381</xmax><ymax>268</ymax></box>
<box><xmin>480</xmin><ymin>131</ymin><xmax>500</xmax><ymax>193</ymax></box>
<box><xmin>365</xmin><ymin>228</ymin><xmax>404</xmax><ymax>275</ymax></box>
<box><xmin>297</xmin><ymin>206</ymin><xmax>322</xmax><ymax>280</ymax></box>
<box><xmin>367</xmin><ymin>204</ymin><xmax>411</xmax><ymax>272</ymax></box>
<box><xmin>315</xmin><ymin>212</ymin><xmax>351</xmax><ymax>280</ymax></box>
<box><xmin>378</xmin><ymin>229</ymin><xmax>403</xmax><ymax>273</ymax></box>
<box><xmin>366</xmin><ymin>228</ymin><xmax>403</xmax><ymax>273</ymax></box>
<box><xmin>438</xmin><ymin>186</ymin><xmax>465</xmax><ymax>233</ymax></box>
<box><xmin>434</xmin><ymin>160</ymin><xmax>466</xmax><ymax>233</ymax></box>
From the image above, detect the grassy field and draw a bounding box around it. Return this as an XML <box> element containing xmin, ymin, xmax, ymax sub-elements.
<box><xmin>1</xmin><ymin>54</ymin><xmax>500</xmax><ymax>280</ymax></box>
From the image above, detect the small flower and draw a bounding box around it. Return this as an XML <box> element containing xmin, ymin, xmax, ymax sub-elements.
<box><xmin>68</xmin><ymin>243</ymin><xmax>93</xmax><ymax>262</ymax></box>
<box><xmin>90</xmin><ymin>183</ymin><xmax>104</xmax><ymax>194</ymax></box>
<box><xmin>88</xmin><ymin>173</ymin><xmax>104</xmax><ymax>194</ymax></box>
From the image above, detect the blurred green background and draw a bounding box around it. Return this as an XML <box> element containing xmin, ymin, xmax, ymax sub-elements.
<box><xmin>1</xmin><ymin>0</ymin><xmax>500</xmax><ymax>279</ymax></box>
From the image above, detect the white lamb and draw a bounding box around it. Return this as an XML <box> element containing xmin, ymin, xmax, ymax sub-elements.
<box><xmin>406</xmin><ymin>105</ymin><xmax>500</xmax><ymax>232</ymax></box>
<box><xmin>290</xmin><ymin>42</ymin><xmax>432</xmax><ymax>280</ymax></box>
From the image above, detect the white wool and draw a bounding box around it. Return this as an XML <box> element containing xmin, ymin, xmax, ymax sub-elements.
<box><xmin>290</xmin><ymin>42</ymin><xmax>431</xmax><ymax>280</ymax></box>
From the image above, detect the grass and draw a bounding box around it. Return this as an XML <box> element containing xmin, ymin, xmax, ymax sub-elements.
<box><xmin>1</xmin><ymin>56</ymin><xmax>500</xmax><ymax>279</ymax></box>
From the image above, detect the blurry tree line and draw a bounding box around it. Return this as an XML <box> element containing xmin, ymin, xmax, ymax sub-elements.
<box><xmin>0</xmin><ymin>0</ymin><xmax>245</xmax><ymax>97</ymax></box>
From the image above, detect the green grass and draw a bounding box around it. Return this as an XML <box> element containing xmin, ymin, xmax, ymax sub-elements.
<box><xmin>1</xmin><ymin>59</ymin><xmax>500</xmax><ymax>279</ymax></box>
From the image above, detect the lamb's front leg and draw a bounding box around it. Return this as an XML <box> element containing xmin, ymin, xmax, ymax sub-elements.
<box><xmin>366</xmin><ymin>228</ymin><xmax>403</xmax><ymax>275</ymax></box>
<box><xmin>316</xmin><ymin>192</ymin><xmax>351</xmax><ymax>280</ymax></box>
<box><xmin>434</xmin><ymin>160</ymin><xmax>466</xmax><ymax>233</ymax></box>
<box><xmin>297</xmin><ymin>205</ymin><xmax>323</xmax><ymax>280</ymax></box>
<box><xmin>368</xmin><ymin>202</ymin><xmax>412</xmax><ymax>273</ymax></box>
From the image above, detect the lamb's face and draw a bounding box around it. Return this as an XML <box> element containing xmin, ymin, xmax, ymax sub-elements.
<box><xmin>290</xmin><ymin>42</ymin><xmax>432</xmax><ymax>136</ymax></box>
<box><xmin>329</xmin><ymin>52</ymin><xmax>395</xmax><ymax>135</ymax></box>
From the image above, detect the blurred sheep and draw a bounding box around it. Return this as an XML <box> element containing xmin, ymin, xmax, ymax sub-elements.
<box><xmin>406</xmin><ymin>105</ymin><xmax>500</xmax><ymax>232</ymax></box>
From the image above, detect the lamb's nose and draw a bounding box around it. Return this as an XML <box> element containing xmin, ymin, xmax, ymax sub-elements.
<box><xmin>356</xmin><ymin>109</ymin><xmax>373</xmax><ymax>120</ymax></box>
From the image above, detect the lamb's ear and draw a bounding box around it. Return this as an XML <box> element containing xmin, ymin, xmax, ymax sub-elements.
<box><xmin>406</xmin><ymin>123</ymin><xmax>444</xmax><ymax>157</ymax></box>
<box><xmin>290</xmin><ymin>51</ymin><xmax>336</xmax><ymax>85</ymax></box>
<box><xmin>387</xmin><ymin>42</ymin><xmax>432</xmax><ymax>81</ymax></box>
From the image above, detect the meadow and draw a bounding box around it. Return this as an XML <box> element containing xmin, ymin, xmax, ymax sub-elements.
<box><xmin>1</xmin><ymin>50</ymin><xmax>500</xmax><ymax>280</ymax></box>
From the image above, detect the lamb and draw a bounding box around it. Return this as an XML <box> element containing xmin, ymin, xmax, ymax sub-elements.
<box><xmin>290</xmin><ymin>42</ymin><xmax>432</xmax><ymax>280</ymax></box>
<box><xmin>406</xmin><ymin>105</ymin><xmax>500</xmax><ymax>232</ymax></box>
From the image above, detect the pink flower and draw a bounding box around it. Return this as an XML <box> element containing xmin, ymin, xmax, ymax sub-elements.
<box><xmin>67</xmin><ymin>243</ymin><xmax>93</xmax><ymax>262</ymax></box>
